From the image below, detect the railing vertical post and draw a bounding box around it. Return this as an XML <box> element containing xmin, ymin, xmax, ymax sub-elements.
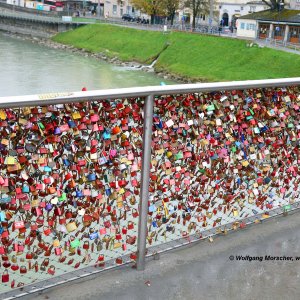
<box><xmin>136</xmin><ymin>94</ymin><xmax>154</xmax><ymax>271</ymax></box>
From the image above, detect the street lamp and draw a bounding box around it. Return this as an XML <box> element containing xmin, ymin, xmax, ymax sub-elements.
<box><xmin>209</xmin><ymin>0</ymin><xmax>213</xmax><ymax>33</ymax></box>
<box><xmin>275</xmin><ymin>0</ymin><xmax>284</xmax><ymax>41</ymax></box>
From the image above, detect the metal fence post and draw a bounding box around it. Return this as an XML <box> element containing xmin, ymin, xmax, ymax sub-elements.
<box><xmin>136</xmin><ymin>94</ymin><xmax>154</xmax><ymax>271</ymax></box>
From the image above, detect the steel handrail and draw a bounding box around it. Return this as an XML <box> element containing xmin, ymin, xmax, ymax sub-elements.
<box><xmin>1</xmin><ymin>78</ymin><xmax>300</xmax><ymax>108</ymax></box>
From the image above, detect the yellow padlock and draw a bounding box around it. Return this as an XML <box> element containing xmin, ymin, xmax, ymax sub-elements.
<box><xmin>5</xmin><ymin>156</ymin><xmax>15</xmax><ymax>165</ymax></box>
<box><xmin>166</xmin><ymin>151</ymin><xmax>173</xmax><ymax>158</ymax></box>
<box><xmin>53</xmin><ymin>240</ymin><xmax>60</xmax><ymax>247</ymax></box>
<box><xmin>0</xmin><ymin>110</ymin><xmax>6</xmax><ymax>120</ymax></box>
<box><xmin>233</xmin><ymin>209</ymin><xmax>239</xmax><ymax>217</ymax></box>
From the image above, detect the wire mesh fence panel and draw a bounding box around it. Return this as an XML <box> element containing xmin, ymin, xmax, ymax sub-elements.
<box><xmin>0</xmin><ymin>97</ymin><xmax>143</xmax><ymax>293</ymax></box>
<box><xmin>0</xmin><ymin>80</ymin><xmax>300</xmax><ymax>296</ymax></box>
<box><xmin>145</xmin><ymin>86</ymin><xmax>300</xmax><ymax>253</ymax></box>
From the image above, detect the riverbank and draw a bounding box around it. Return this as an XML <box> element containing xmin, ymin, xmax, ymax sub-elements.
<box><xmin>3</xmin><ymin>31</ymin><xmax>184</xmax><ymax>84</ymax></box>
<box><xmin>52</xmin><ymin>24</ymin><xmax>300</xmax><ymax>82</ymax></box>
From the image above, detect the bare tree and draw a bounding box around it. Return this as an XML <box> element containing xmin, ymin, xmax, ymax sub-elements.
<box><xmin>162</xmin><ymin>0</ymin><xmax>180</xmax><ymax>25</ymax></box>
<box><xmin>261</xmin><ymin>0</ymin><xmax>285</xmax><ymax>10</ymax></box>
<box><xmin>184</xmin><ymin>0</ymin><xmax>209</xmax><ymax>30</ymax></box>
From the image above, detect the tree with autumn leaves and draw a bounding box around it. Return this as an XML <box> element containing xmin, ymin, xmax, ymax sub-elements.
<box><xmin>131</xmin><ymin>0</ymin><xmax>211</xmax><ymax>28</ymax></box>
<box><xmin>130</xmin><ymin>0</ymin><xmax>180</xmax><ymax>25</ymax></box>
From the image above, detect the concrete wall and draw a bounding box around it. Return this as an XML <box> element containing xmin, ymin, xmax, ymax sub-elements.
<box><xmin>0</xmin><ymin>15</ymin><xmax>81</xmax><ymax>37</ymax></box>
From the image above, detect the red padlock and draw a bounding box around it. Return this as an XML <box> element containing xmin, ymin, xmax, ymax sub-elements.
<box><xmin>115</xmin><ymin>257</ymin><xmax>123</xmax><ymax>264</ymax></box>
<box><xmin>2</xmin><ymin>270</ymin><xmax>9</xmax><ymax>283</ymax></box>
<box><xmin>122</xmin><ymin>227</ymin><xmax>127</xmax><ymax>234</ymax></box>
<box><xmin>127</xmin><ymin>221</ymin><xmax>134</xmax><ymax>230</ymax></box>
<box><xmin>98</xmin><ymin>254</ymin><xmax>104</xmax><ymax>262</ymax></box>
<box><xmin>47</xmin><ymin>265</ymin><xmax>55</xmax><ymax>275</ymax></box>
<box><xmin>43</xmin><ymin>227</ymin><xmax>52</xmax><ymax>236</ymax></box>
<box><xmin>11</xmin><ymin>264</ymin><xmax>19</xmax><ymax>271</ymax></box>
<box><xmin>130</xmin><ymin>253</ymin><xmax>137</xmax><ymax>260</ymax></box>
<box><xmin>83</xmin><ymin>241</ymin><xmax>89</xmax><ymax>250</ymax></box>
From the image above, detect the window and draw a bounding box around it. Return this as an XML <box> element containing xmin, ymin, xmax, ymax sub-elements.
<box><xmin>240</xmin><ymin>22</ymin><xmax>245</xmax><ymax>29</ymax></box>
<box><xmin>290</xmin><ymin>26</ymin><xmax>300</xmax><ymax>37</ymax></box>
<box><xmin>250</xmin><ymin>6</ymin><xmax>256</xmax><ymax>12</ymax></box>
<box><xmin>113</xmin><ymin>4</ymin><xmax>117</xmax><ymax>14</ymax></box>
<box><xmin>126</xmin><ymin>6</ymin><xmax>131</xmax><ymax>14</ymax></box>
<box><xmin>120</xmin><ymin>8</ymin><xmax>123</xmax><ymax>15</ymax></box>
<box><xmin>248</xmin><ymin>24</ymin><xmax>255</xmax><ymax>30</ymax></box>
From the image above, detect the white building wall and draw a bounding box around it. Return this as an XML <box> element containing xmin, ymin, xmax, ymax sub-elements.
<box><xmin>219</xmin><ymin>2</ymin><xmax>268</xmax><ymax>27</ymax></box>
<box><xmin>103</xmin><ymin>0</ymin><xmax>133</xmax><ymax>18</ymax></box>
<box><xmin>236</xmin><ymin>19</ymin><xmax>257</xmax><ymax>38</ymax></box>
<box><xmin>289</xmin><ymin>0</ymin><xmax>300</xmax><ymax>9</ymax></box>
<box><xmin>6</xmin><ymin>0</ymin><xmax>25</xmax><ymax>7</ymax></box>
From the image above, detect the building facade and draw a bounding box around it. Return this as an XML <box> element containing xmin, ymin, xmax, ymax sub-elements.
<box><xmin>236</xmin><ymin>9</ymin><xmax>300</xmax><ymax>44</ymax></box>
<box><xmin>289</xmin><ymin>0</ymin><xmax>300</xmax><ymax>9</ymax></box>
<box><xmin>101</xmin><ymin>0</ymin><xmax>134</xmax><ymax>18</ymax></box>
<box><xmin>218</xmin><ymin>1</ymin><xmax>270</xmax><ymax>28</ymax></box>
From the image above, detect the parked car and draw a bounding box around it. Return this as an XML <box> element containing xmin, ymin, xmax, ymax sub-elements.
<box><xmin>122</xmin><ymin>14</ymin><xmax>136</xmax><ymax>22</ymax></box>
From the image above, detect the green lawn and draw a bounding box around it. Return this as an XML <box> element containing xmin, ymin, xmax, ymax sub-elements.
<box><xmin>52</xmin><ymin>24</ymin><xmax>300</xmax><ymax>82</ymax></box>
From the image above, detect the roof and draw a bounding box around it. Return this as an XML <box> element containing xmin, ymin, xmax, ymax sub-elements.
<box><xmin>239</xmin><ymin>9</ymin><xmax>300</xmax><ymax>23</ymax></box>
<box><xmin>246</xmin><ymin>1</ymin><xmax>266</xmax><ymax>4</ymax></box>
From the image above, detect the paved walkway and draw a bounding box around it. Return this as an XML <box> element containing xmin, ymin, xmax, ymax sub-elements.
<box><xmin>19</xmin><ymin>210</ymin><xmax>300</xmax><ymax>300</ymax></box>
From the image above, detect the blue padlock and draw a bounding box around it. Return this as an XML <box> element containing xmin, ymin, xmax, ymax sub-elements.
<box><xmin>44</xmin><ymin>166</ymin><xmax>52</xmax><ymax>172</ymax></box>
<box><xmin>22</xmin><ymin>185</ymin><xmax>29</xmax><ymax>193</ymax></box>
<box><xmin>76</xmin><ymin>190</ymin><xmax>83</xmax><ymax>197</ymax></box>
<box><xmin>89</xmin><ymin>232</ymin><xmax>99</xmax><ymax>240</ymax></box>
<box><xmin>68</xmin><ymin>120</ymin><xmax>76</xmax><ymax>128</ymax></box>
<box><xmin>63</xmin><ymin>158</ymin><xmax>70</xmax><ymax>166</ymax></box>
<box><xmin>152</xmin><ymin>221</ymin><xmax>158</xmax><ymax>228</ymax></box>
<box><xmin>87</xmin><ymin>174</ymin><xmax>96</xmax><ymax>181</ymax></box>
<box><xmin>102</xmin><ymin>131</ymin><xmax>111</xmax><ymax>140</ymax></box>
<box><xmin>105</xmin><ymin>188</ymin><xmax>111</xmax><ymax>196</ymax></box>
<box><xmin>0</xmin><ymin>211</ymin><xmax>5</xmax><ymax>222</ymax></box>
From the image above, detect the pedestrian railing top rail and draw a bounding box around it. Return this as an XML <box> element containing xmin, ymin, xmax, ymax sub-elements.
<box><xmin>1</xmin><ymin>78</ymin><xmax>300</xmax><ymax>108</ymax></box>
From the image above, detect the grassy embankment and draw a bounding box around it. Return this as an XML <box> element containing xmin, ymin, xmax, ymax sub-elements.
<box><xmin>52</xmin><ymin>24</ymin><xmax>300</xmax><ymax>82</ymax></box>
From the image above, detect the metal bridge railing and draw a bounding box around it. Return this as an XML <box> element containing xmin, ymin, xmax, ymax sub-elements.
<box><xmin>0</xmin><ymin>78</ymin><xmax>300</xmax><ymax>299</ymax></box>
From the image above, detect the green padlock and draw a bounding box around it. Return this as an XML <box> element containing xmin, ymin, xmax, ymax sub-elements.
<box><xmin>38</xmin><ymin>122</ymin><xmax>45</xmax><ymax>130</ymax></box>
<box><xmin>70</xmin><ymin>239</ymin><xmax>80</xmax><ymax>248</ymax></box>
<box><xmin>175</xmin><ymin>152</ymin><xmax>183</xmax><ymax>160</ymax></box>
<box><xmin>58</xmin><ymin>193</ymin><xmax>67</xmax><ymax>201</ymax></box>
<box><xmin>206</xmin><ymin>104</ymin><xmax>215</xmax><ymax>111</ymax></box>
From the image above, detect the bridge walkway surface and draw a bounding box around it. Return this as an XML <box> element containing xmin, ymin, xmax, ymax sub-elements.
<box><xmin>18</xmin><ymin>211</ymin><xmax>300</xmax><ymax>300</ymax></box>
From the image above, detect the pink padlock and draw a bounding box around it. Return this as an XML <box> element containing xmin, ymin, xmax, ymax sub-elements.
<box><xmin>18</xmin><ymin>243</ymin><xmax>24</xmax><ymax>252</ymax></box>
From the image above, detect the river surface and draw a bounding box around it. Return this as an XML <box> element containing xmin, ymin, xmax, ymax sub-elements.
<box><xmin>0</xmin><ymin>33</ymin><xmax>175</xmax><ymax>97</ymax></box>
